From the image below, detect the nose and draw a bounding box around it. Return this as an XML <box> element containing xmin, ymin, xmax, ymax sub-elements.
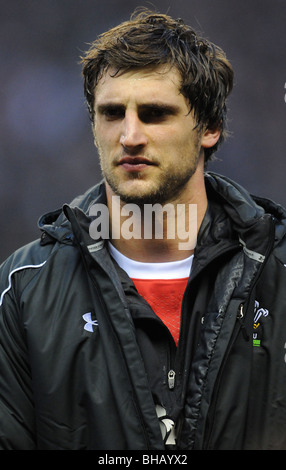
<box><xmin>120</xmin><ymin>111</ymin><xmax>148</xmax><ymax>149</ymax></box>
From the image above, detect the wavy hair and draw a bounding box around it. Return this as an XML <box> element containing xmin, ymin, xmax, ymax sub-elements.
<box><xmin>81</xmin><ymin>9</ymin><xmax>234</xmax><ymax>161</ymax></box>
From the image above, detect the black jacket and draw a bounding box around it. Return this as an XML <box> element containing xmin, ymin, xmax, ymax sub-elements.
<box><xmin>1</xmin><ymin>172</ymin><xmax>286</xmax><ymax>450</ymax></box>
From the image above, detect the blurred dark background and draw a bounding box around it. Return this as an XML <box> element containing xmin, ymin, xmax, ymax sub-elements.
<box><xmin>1</xmin><ymin>0</ymin><xmax>285</xmax><ymax>262</ymax></box>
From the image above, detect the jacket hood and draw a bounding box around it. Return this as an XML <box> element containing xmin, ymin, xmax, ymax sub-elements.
<box><xmin>38</xmin><ymin>181</ymin><xmax>106</xmax><ymax>243</ymax></box>
<box><xmin>204</xmin><ymin>172</ymin><xmax>286</xmax><ymax>245</ymax></box>
<box><xmin>37</xmin><ymin>173</ymin><xmax>286</xmax><ymax>246</ymax></box>
<box><xmin>206</xmin><ymin>172</ymin><xmax>286</xmax><ymax>222</ymax></box>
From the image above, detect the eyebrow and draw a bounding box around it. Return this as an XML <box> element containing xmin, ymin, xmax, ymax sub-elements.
<box><xmin>96</xmin><ymin>102</ymin><xmax>181</xmax><ymax>114</ymax></box>
<box><xmin>96</xmin><ymin>103</ymin><xmax>124</xmax><ymax>113</ymax></box>
<box><xmin>138</xmin><ymin>103</ymin><xmax>181</xmax><ymax>114</ymax></box>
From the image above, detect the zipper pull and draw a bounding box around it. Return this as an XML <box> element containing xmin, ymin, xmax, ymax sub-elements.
<box><xmin>237</xmin><ymin>303</ymin><xmax>244</xmax><ymax>320</ymax></box>
<box><xmin>168</xmin><ymin>370</ymin><xmax>176</xmax><ymax>389</ymax></box>
<box><xmin>237</xmin><ymin>304</ymin><xmax>249</xmax><ymax>341</ymax></box>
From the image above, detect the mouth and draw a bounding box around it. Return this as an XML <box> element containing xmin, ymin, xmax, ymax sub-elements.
<box><xmin>117</xmin><ymin>156</ymin><xmax>156</xmax><ymax>172</ymax></box>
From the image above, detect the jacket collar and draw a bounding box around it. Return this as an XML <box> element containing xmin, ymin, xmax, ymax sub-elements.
<box><xmin>37</xmin><ymin>172</ymin><xmax>285</xmax><ymax>251</ymax></box>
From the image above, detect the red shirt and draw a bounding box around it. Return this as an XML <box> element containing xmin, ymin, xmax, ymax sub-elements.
<box><xmin>108</xmin><ymin>243</ymin><xmax>193</xmax><ymax>346</ymax></box>
<box><xmin>132</xmin><ymin>277</ymin><xmax>188</xmax><ymax>345</ymax></box>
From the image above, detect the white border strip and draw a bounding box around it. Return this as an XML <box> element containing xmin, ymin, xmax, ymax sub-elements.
<box><xmin>0</xmin><ymin>261</ymin><xmax>47</xmax><ymax>307</ymax></box>
<box><xmin>239</xmin><ymin>238</ymin><xmax>265</xmax><ymax>263</ymax></box>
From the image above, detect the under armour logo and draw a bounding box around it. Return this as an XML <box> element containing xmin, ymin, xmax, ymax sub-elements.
<box><xmin>82</xmin><ymin>312</ymin><xmax>98</xmax><ymax>332</ymax></box>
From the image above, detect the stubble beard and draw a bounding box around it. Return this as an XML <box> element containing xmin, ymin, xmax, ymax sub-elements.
<box><xmin>100</xmin><ymin>151</ymin><xmax>201</xmax><ymax>207</ymax></box>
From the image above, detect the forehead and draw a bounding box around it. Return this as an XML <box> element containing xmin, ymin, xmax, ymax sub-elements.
<box><xmin>94</xmin><ymin>66</ymin><xmax>183</xmax><ymax>104</ymax></box>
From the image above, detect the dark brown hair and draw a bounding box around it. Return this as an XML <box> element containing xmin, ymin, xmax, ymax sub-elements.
<box><xmin>81</xmin><ymin>9</ymin><xmax>234</xmax><ymax>161</ymax></box>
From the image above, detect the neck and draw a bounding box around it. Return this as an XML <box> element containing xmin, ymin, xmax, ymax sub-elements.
<box><xmin>106</xmin><ymin>155</ymin><xmax>207</xmax><ymax>262</ymax></box>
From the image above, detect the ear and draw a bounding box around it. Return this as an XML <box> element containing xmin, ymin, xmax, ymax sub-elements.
<box><xmin>201</xmin><ymin>127</ymin><xmax>221</xmax><ymax>149</ymax></box>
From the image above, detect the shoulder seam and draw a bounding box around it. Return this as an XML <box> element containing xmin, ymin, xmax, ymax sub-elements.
<box><xmin>0</xmin><ymin>261</ymin><xmax>47</xmax><ymax>307</ymax></box>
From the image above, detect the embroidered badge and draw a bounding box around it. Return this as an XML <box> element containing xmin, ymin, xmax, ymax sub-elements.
<box><xmin>253</xmin><ymin>300</ymin><xmax>269</xmax><ymax>347</ymax></box>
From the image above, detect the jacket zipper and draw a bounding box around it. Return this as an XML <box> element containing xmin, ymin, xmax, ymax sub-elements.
<box><xmin>236</xmin><ymin>303</ymin><xmax>250</xmax><ymax>341</ymax></box>
<box><xmin>173</xmin><ymin>244</ymin><xmax>242</xmax><ymax>447</ymax></box>
<box><xmin>175</xmin><ymin>244</ymin><xmax>242</xmax><ymax>394</ymax></box>
<box><xmin>202</xmin><ymin>216</ymin><xmax>276</xmax><ymax>449</ymax></box>
<box><xmin>168</xmin><ymin>370</ymin><xmax>176</xmax><ymax>389</ymax></box>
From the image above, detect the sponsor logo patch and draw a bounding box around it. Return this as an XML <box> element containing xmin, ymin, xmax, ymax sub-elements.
<box><xmin>253</xmin><ymin>300</ymin><xmax>269</xmax><ymax>347</ymax></box>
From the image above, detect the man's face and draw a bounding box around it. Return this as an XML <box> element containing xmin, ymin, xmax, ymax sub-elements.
<box><xmin>93</xmin><ymin>66</ymin><xmax>206</xmax><ymax>205</ymax></box>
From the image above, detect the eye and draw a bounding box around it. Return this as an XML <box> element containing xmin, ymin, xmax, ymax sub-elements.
<box><xmin>139</xmin><ymin>105</ymin><xmax>176</xmax><ymax>123</ymax></box>
<box><xmin>99</xmin><ymin>105</ymin><xmax>125</xmax><ymax>121</ymax></box>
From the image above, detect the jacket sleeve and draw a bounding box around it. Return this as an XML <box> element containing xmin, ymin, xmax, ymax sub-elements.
<box><xmin>0</xmin><ymin>254</ymin><xmax>37</xmax><ymax>449</ymax></box>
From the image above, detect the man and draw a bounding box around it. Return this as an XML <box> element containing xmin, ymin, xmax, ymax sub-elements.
<box><xmin>0</xmin><ymin>9</ymin><xmax>286</xmax><ymax>450</ymax></box>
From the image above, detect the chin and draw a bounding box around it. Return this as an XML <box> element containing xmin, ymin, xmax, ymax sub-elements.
<box><xmin>117</xmin><ymin>191</ymin><xmax>156</xmax><ymax>205</ymax></box>
<box><xmin>111</xmin><ymin>180</ymin><xmax>158</xmax><ymax>204</ymax></box>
